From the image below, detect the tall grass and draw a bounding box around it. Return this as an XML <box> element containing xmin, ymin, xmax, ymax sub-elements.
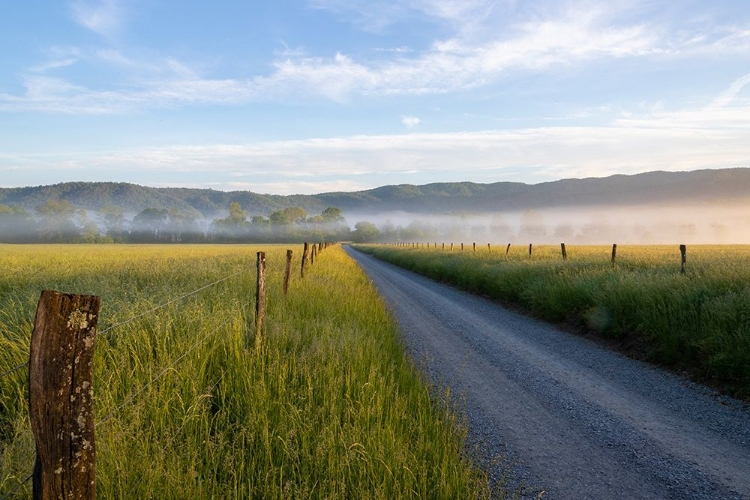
<box><xmin>356</xmin><ymin>244</ymin><xmax>750</xmax><ymax>398</ymax></box>
<box><xmin>0</xmin><ymin>244</ymin><xmax>495</xmax><ymax>498</ymax></box>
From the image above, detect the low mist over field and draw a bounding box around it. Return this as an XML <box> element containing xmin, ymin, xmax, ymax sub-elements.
<box><xmin>349</xmin><ymin>202</ymin><xmax>750</xmax><ymax>245</ymax></box>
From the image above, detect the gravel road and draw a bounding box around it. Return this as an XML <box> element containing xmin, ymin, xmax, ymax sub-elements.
<box><xmin>344</xmin><ymin>246</ymin><xmax>750</xmax><ymax>500</ymax></box>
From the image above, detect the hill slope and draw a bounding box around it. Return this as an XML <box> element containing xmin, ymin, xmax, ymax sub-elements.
<box><xmin>1</xmin><ymin>168</ymin><xmax>749</xmax><ymax>216</ymax></box>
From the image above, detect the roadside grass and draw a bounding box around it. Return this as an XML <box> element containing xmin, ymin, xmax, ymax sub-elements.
<box><xmin>0</xmin><ymin>244</ymin><xmax>496</xmax><ymax>499</ymax></box>
<box><xmin>355</xmin><ymin>244</ymin><xmax>750</xmax><ymax>399</ymax></box>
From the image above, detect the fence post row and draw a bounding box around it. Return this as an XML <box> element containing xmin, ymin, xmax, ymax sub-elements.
<box><xmin>680</xmin><ymin>244</ymin><xmax>687</xmax><ymax>274</ymax></box>
<box><xmin>255</xmin><ymin>252</ymin><xmax>266</xmax><ymax>351</ymax></box>
<box><xmin>29</xmin><ymin>290</ymin><xmax>100</xmax><ymax>500</ymax></box>
<box><xmin>284</xmin><ymin>250</ymin><xmax>293</xmax><ymax>295</ymax></box>
<box><xmin>301</xmin><ymin>242</ymin><xmax>309</xmax><ymax>278</ymax></box>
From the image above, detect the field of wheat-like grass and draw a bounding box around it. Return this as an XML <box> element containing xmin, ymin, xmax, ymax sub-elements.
<box><xmin>0</xmin><ymin>244</ymin><xmax>495</xmax><ymax>499</ymax></box>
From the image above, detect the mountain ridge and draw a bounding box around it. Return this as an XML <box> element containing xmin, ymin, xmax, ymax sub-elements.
<box><xmin>1</xmin><ymin>167</ymin><xmax>749</xmax><ymax>216</ymax></box>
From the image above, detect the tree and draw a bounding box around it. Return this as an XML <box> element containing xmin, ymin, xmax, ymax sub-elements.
<box><xmin>321</xmin><ymin>207</ymin><xmax>344</xmax><ymax>223</ymax></box>
<box><xmin>36</xmin><ymin>199</ymin><xmax>80</xmax><ymax>242</ymax></box>
<box><xmin>99</xmin><ymin>205</ymin><xmax>125</xmax><ymax>240</ymax></box>
<box><xmin>132</xmin><ymin>208</ymin><xmax>169</xmax><ymax>241</ymax></box>
<box><xmin>351</xmin><ymin>221</ymin><xmax>381</xmax><ymax>243</ymax></box>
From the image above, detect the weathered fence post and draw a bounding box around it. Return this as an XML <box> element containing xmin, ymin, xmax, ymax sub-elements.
<box><xmin>529</xmin><ymin>243</ymin><xmax>533</xmax><ymax>257</ymax></box>
<box><xmin>488</xmin><ymin>243</ymin><xmax>491</xmax><ymax>252</ymax></box>
<box><xmin>506</xmin><ymin>243</ymin><xmax>511</xmax><ymax>255</ymax></box>
<box><xmin>561</xmin><ymin>243</ymin><xmax>567</xmax><ymax>260</ymax></box>
<box><xmin>255</xmin><ymin>252</ymin><xmax>266</xmax><ymax>351</ymax></box>
<box><xmin>461</xmin><ymin>243</ymin><xmax>464</xmax><ymax>251</ymax></box>
<box><xmin>611</xmin><ymin>244</ymin><xmax>617</xmax><ymax>266</ymax></box>
<box><xmin>29</xmin><ymin>290</ymin><xmax>100</xmax><ymax>500</ymax></box>
<box><xmin>318</xmin><ymin>242</ymin><xmax>323</xmax><ymax>253</ymax></box>
<box><xmin>473</xmin><ymin>242</ymin><xmax>476</xmax><ymax>252</ymax></box>
<box><xmin>680</xmin><ymin>244</ymin><xmax>687</xmax><ymax>274</ymax></box>
<box><xmin>311</xmin><ymin>243</ymin><xmax>317</xmax><ymax>265</ymax></box>
<box><xmin>442</xmin><ymin>243</ymin><xmax>445</xmax><ymax>250</ymax></box>
<box><xmin>450</xmin><ymin>243</ymin><xmax>454</xmax><ymax>251</ymax></box>
<box><xmin>301</xmin><ymin>242</ymin><xmax>309</xmax><ymax>278</ymax></box>
<box><xmin>284</xmin><ymin>249</ymin><xmax>293</xmax><ymax>295</ymax></box>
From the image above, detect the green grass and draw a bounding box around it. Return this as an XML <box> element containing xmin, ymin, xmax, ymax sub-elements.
<box><xmin>1</xmin><ymin>244</ymin><xmax>496</xmax><ymax>499</ymax></box>
<box><xmin>356</xmin><ymin>244</ymin><xmax>750</xmax><ymax>399</ymax></box>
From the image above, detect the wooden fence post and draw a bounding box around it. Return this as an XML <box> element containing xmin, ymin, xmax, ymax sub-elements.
<box><xmin>680</xmin><ymin>244</ymin><xmax>687</xmax><ymax>274</ymax></box>
<box><xmin>529</xmin><ymin>243</ymin><xmax>533</xmax><ymax>257</ymax></box>
<box><xmin>488</xmin><ymin>243</ymin><xmax>491</xmax><ymax>251</ymax></box>
<box><xmin>29</xmin><ymin>290</ymin><xmax>100</xmax><ymax>500</ymax></box>
<box><xmin>442</xmin><ymin>243</ymin><xmax>445</xmax><ymax>250</ymax></box>
<box><xmin>301</xmin><ymin>242</ymin><xmax>309</xmax><ymax>278</ymax></box>
<box><xmin>284</xmin><ymin>250</ymin><xmax>293</xmax><ymax>295</ymax></box>
<box><xmin>450</xmin><ymin>243</ymin><xmax>454</xmax><ymax>251</ymax></box>
<box><xmin>611</xmin><ymin>244</ymin><xmax>617</xmax><ymax>266</ymax></box>
<box><xmin>561</xmin><ymin>243</ymin><xmax>567</xmax><ymax>260</ymax></box>
<box><xmin>506</xmin><ymin>243</ymin><xmax>511</xmax><ymax>255</ymax></box>
<box><xmin>461</xmin><ymin>243</ymin><xmax>464</xmax><ymax>251</ymax></box>
<box><xmin>318</xmin><ymin>242</ymin><xmax>323</xmax><ymax>253</ymax></box>
<box><xmin>255</xmin><ymin>252</ymin><xmax>266</xmax><ymax>351</ymax></box>
<box><xmin>311</xmin><ymin>243</ymin><xmax>317</xmax><ymax>266</ymax></box>
<box><xmin>473</xmin><ymin>242</ymin><xmax>476</xmax><ymax>252</ymax></box>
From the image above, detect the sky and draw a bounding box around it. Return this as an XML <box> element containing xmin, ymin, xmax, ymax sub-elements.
<box><xmin>1</xmin><ymin>0</ymin><xmax>749</xmax><ymax>195</ymax></box>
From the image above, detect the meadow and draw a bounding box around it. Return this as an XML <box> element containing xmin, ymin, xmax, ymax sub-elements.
<box><xmin>0</xmin><ymin>244</ymin><xmax>495</xmax><ymax>499</ymax></box>
<box><xmin>356</xmin><ymin>244</ymin><xmax>750</xmax><ymax>398</ymax></box>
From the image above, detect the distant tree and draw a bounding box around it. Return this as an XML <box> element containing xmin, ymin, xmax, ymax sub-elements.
<box><xmin>35</xmin><ymin>199</ymin><xmax>80</xmax><ymax>242</ymax></box>
<box><xmin>321</xmin><ymin>207</ymin><xmax>344</xmax><ymax>223</ymax></box>
<box><xmin>351</xmin><ymin>221</ymin><xmax>381</xmax><ymax>243</ymax></box>
<box><xmin>132</xmin><ymin>208</ymin><xmax>169</xmax><ymax>242</ymax></box>
<box><xmin>99</xmin><ymin>205</ymin><xmax>126</xmax><ymax>240</ymax></box>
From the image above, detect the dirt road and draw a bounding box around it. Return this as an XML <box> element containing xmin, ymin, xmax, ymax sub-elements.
<box><xmin>345</xmin><ymin>246</ymin><xmax>750</xmax><ymax>499</ymax></box>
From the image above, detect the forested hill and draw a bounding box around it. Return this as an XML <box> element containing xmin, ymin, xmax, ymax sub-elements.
<box><xmin>2</xmin><ymin>168</ymin><xmax>749</xmax><ymax>216</ymax></box>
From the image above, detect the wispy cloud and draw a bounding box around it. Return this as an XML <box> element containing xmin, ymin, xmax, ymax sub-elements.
<box><xmin>5</xmin><ymin>88</ymin><xmax>749</xmax><ymax>192</ymax></box>
<box><xmin>70</xmin><ymin>0</ymin><xmax>125</xmax><ymax>36</ymax></box>
<box><xmin>2</xmin><ymin>2</ymin><xmax>749</xmax><ymax>114</ymax></box>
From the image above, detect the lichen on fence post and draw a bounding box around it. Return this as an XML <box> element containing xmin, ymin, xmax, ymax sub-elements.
<box><xmin>29</xmin><ymin>290</ymin><xmax>100</xmax><ymax>500</ymax></box>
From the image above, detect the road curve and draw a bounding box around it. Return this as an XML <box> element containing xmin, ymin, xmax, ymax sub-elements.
<box><xmin>344</xmin><ymin>246</ymin><xmax>750</xmax><ymax>500</ymax></box>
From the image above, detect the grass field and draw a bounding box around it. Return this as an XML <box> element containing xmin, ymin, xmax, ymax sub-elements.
<box><xmin>356</xmin><ymin>244</ymin><xmax>750</xmax><ymax>398</ymax></box>
<box><xmin>0</xmin><ymin>244</ymin><xmax>496</xmax><ymax>499</ymax></box>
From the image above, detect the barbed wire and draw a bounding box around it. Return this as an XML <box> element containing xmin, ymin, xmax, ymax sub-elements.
<box><xmin>98</xmin><ymin>268</ymin><xmax>248</xmax><ymax>337</ymax></box>
<box><xmin>0</xmin><ymin>361</ymin><xmax>28</xmax><ymax>380</ymax></box>
<box><xmin>0</xmin><ymin>472</ymin><xmax>33</xmax><ymax>500</ymax></box>
<box><xmin>0</xmin><ymin>268</ymin><xmax>247</xmax><ymax>382</ymax></box>
<box><xmin>96</xmin><ymin>317</ymin><xmax>231</xmax><ymax>428</ymax></box>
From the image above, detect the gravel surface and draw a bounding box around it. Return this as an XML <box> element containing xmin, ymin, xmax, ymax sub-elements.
<box><xmin>345</xmin><ymin>246</ymin><xmax>750</xmax><ymax>500</ymax></box>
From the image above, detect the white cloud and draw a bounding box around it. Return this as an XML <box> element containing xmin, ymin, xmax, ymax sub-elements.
<box><xmin>71</xmin><ymin>0</ymin><xmax>124</xmax><ymax>36</ymax></box>
<box><xmin>401</xmin><ymin>116</ymin><xmax>420</xmax><ymax>128</ymax></box>
<box><xmin>0</xmin><ymin>2</ymin><xmax>748</xmax><ymax>115</ymax></box>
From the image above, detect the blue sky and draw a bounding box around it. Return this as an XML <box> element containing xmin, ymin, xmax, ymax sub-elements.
<box><xmin>1</xmin><ymin>0</ymin><xmax>749</xmax><ymax>194</ymax></box>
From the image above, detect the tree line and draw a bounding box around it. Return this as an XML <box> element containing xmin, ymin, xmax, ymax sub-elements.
<box><xmin>0</xmin><ymin>201</ymin><xmax>353</xmax><ymax>243</ymax></box>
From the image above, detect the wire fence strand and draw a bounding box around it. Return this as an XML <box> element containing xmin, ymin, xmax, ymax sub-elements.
<box><xmin>96</xmin><ymin>317</ymin><xmax>231</xmax><ymax>428</ymax></box>
<box><xmin>1</xmin><ymin>267</ymin><xmax>247</xmax><ymax>382</ymax></box>
<box><xmin>98</xmin><ymin>269</ymin><xmax>248</xmax><ymax>337</ymax></box>
<box><xmin>0</xmin><ymin>472</ymin><xmax>33</xmax><ymax>500</ymax></box>
<box><xmin>0</xmin><ymin>361</ymin><xmax>28</xmax><ymax>380</ymax></box>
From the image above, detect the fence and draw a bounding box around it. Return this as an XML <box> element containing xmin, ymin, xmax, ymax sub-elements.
<box><xmin>0</xmin><ymin>242</ymin><xmax>332</xmax><ymax>500</ymax></box>
<box><xmin>380</xmin><ymin>242</ymin><xmax>693</xmax><ymax>272</ymax></box>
